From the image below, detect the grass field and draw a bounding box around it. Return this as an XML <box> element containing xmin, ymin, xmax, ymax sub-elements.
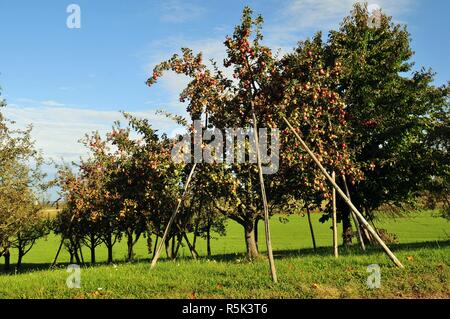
<box><xmin>0</xmin><ymin>211</ymin><xmax>449</xmax><ymax>299</ymax></box>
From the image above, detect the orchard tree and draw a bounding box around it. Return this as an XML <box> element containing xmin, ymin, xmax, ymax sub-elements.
<box><xmin>78</xmin><ymin>132</ymin><xmax>122</xmax><ymax>263</ymax></box>
<box><xmin>56</xmin><ymin>133</ymin><xmax>121</xmax><ymax>264</ymax></box>
<box><xmin>146</xmin><ymin>7</ymin><xmax>359</xmax><ymax>258</ymax></box>
<box><xmin>55</xmin><ymin>166</ymin><xmax>102</xmax><ymax>264</ymax></box>
<box><xmin>106</xmin><ymin>113</ymin><xmax>184</xmax><ymax>261</ymax></box>
<box><xmin>327</xmin><ymin>3</ymin><xmax>449</xmax><ymax>243</ymax></box>
<box><xmin>184</xmin><ymin>167</ymin><xmax>227</xmax><ymax>257</ymax></box>
<box><xmin>147</xmin><ymin>8</ymin><xmax>278</xmax><ymax>259</ymax></box>
<box><xmin>272</xmin><ymin>33</ymin><xmax>362</xmax><ymax>230</ymax></box>
<box><xmin>104</xmin><ymin>121</ymin><xmax>148</xmax><ymax>261</ymax></box>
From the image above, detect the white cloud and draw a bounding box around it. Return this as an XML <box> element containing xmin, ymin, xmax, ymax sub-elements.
<box><xmin>3</xmin><ymin>101</ymin><xmax>185</xmax><ymax>201</ymax></box>
<box><xmin>42</xmin><ymin>100</ymin><xmax>66</xmax><ymax>107</ymax></box>
<box><xmin>3</xmin><ymin>103</ymin><xmax>179</xmax><ymax>164</ymax></box>
<box><xmin>160</xmin><ymin>0</ymin><xmax>206</xmax><ymax>23</ymax></box>
<box><xmin>266</xmin><ymin>0</ymin><xmax>416</xmax><ymax>46</ymax></box>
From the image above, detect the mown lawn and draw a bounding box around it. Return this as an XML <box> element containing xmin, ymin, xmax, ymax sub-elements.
<box><xmin>0</xmin><ymin>210</ymin><xmax>449</xmax><ymax>298</ymax></box>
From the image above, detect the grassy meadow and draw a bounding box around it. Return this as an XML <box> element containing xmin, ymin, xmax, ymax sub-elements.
<box><xmin>0</xmin><ymin>210</ymin><xmax>449</xmax><ymax>298</ymax></box>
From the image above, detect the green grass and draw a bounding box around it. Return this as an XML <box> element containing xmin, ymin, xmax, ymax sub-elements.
<box><xmin>0</xmin><ymin>210</ymin><xmax>449</xmax><ymax>298</ymax></box>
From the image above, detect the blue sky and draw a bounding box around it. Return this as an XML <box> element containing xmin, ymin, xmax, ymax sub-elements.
<box><xmin>0</xmin><ymin>0</ymin><xmax>449</xmax><ymax>166</ymax></box>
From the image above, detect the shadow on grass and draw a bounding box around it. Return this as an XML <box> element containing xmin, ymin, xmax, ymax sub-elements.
<box><xmin>2</xmin><ymin>240</ymin><xmax>449</xmax><ymax>275</ymax></box>
<box><xmin>207</xmin><ymin>239</ymin><xmax>450</xmax><ymax>262</ymax></box>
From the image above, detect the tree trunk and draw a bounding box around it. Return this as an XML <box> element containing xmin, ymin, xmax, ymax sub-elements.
<box><xmin>171</xmin><ymin>236</ymin><xmax>176</xmax><ymax>259</ymax></box>
<box><xmin>105</xmin><ymin>234</ymin><xmax>113</xmax><ymax>263</ymax></box>
<box><xmin>69</xmin><ymin>249</ymin><xmax>74</xmax><ymax>264</ymax></box>
<box><xmin>147</xmin><ymin>234</ymin><xmax>153</xmax><ymax>256</ymax></box>
<box><xmin>73</xmin><ymin>241</ymin><xmax>81</xmax><ymax>264</ymax></box>
<box><xmin>340</xmin><ymin>176</ymin><xmax>354</xmax><ymax>247</ymax></box>
<box><xmin>79</xmin><ymin>243</ymin><xmax>85</xmax><ymax>265</ymax></box>
<box><xmin>152</xmin><ymin>236</ymin><xmax>159</xmax><ymax>259</ymax></box>
<box><xmin>107</xmin><ymin>244</ymin><xmax>113</xmax><ymax>263</ymax></box>
<box><xmin>17</xmin><ymin>249</ymin><xmax>24</xmax><ymax>271</ymax></box>
<box><xmin>90</xmin><ymin>246</ymin><xmax>96</xmax><ymax>265</ymax></box>
<box><xmin>206</xmin><ymin>219</ymin><xmax>212</xmax><ymax>257</ymax></box>
<box><xmin>254</xmin><ymin>218</ymin><xmax>260</xmax><ymax>253</ymax></box>
<box><xmin>127</xmin><ymin>231</ymin><xmax>134</xmax><ymax>261</ymax></box>
<box><xmin>68</xmin><ymin>237</ymin><xmax>81</xmax><ymax>264</ymax></box>
<box><xmin>342</xmin><ymin>205</ymin><xmax>353</xmax><ymax>247</ymax></box>
<box><xmin>193</xmin><ymin>224</ymin><xmax>198</xmax><ymax>251</ymax></box>
<box><xmin>174</xmin><ymin>234</ymin><xmax>182</xmax><ymax>258</ymax></box>
<box><xmin>165</xmin><ymin>237</ymin><xmax>172</xmax><ymax>259</ymax></box>
<box><xmin>244</xmin><ymin>222</ymin><xmax>259</xmax><ymax>260</ymax></box>
<box><xmin>4</xmin><ymin>249</ymin><xmax>10</xmax><ymax>271</ymax></box>
<box><xmin>90</xmin><ymin>233</ymin><xmax>96</xmax><ymax>265</ymax></box>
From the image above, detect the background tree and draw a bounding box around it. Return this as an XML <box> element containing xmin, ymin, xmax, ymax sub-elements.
<box><xmin>1</xmin><ymin>91</ymin><xmax>49</xmax><ymax>270</ymax></box>
<box><xmin>55</xmin><ymin>134</ymin><xmax>121</xmax><ymax>264</ymax></box>
<box><xmin>8</xmin><ymin>159</ymin><xmax>50</xmax><ymax>270</ymax></box>
<box><xmin>106</xmin><ymin>113</ymin><xmax>184</xmax><ymax>261</ymax></box>
<box><xmin>55</xmin><ymin>113</ymin><xmax>185</xmax><ymax>263</ymax></box>
<box><xmin>421</xmin><ymin>100</ymin><xmax>449</xmax><ymax>219</ymax></box>
<box><xmin>55</xmin><ymin>166</ymin><xmax>102</xmax><ymax>264</ymax></box>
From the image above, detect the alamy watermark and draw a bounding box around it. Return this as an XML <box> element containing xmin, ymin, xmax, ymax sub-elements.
<box><xmin>366</xmin><ymin>264</ymin><xmax>381</xmax><ymax>289</ymax></box>
<box><xmin>66</xmin><ymin>4</ymin><xmax>81</xmax><ymax>29</ymax></box>
<box><xmin>66</xmin><ymin>264</ymin><xmax>81</xmax><ymax>289</ymax></box>
<box><xmin>367</xmin><ymin>4</ymin><xmax>382</xmax><ymax>28</ymax></box>
<box><xmin>171</xmin><ymin>120</ymin><xmax>279</xmax><ymax>174</ymax></box>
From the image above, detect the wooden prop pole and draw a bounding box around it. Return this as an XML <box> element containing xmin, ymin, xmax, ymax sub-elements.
<box><xmin>51</xmin><ymin>238</ymin><xmax>65</xmax><ymax>267</ymax></box>
<box><xmin>332</xmin><ymin>172</ymin><xmax>338</xmax><ymax>258</ymax></box>
<box><xmin>151</xmin><ymin>163</ymin><xmax>197</xmax><ymax>269</ymax></box>
<box><xmin>51</xmin><ymin>214</ymin><xmax>76</xmax><ymax>268</ymax></box>
<box><xmin>342</xmin><ymin>175</ymin><xmax>366</xmax><ymax>251</ymax></box>
<box><xmin>283</xmin><ymin>117</ymin><xmax>404</xmax><ymax>268</ymax></box>
<box><xmin>252</xmin><ymin>109</ymin><xmax>278</xmax><ymax>283</ymax></box>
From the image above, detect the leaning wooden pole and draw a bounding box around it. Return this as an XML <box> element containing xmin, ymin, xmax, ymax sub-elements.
<box><xmin>342</xmin><ymin>175</ymin><xmax>366</xmax><ymax>251</ymax></box>
<box><xmin>252</xmin><ymin>109</ymin><xmax>278</xmax><ymax>283</ymax></box>
<box><xmin>283</xmin><ymin>117</ymin><xmax>404</xmax><ymax>268</ymax></box>
<box><xmin>332</xmin><ymin>172</ymin><xmax>338</xmax><ymax>258</ymax></box>
<box><xmin>151</xmin><ymin>163</ymin><xmax>197</xmax><ymax>269</ymax></box>
<box><xmin>51</xmin><ymin>214</ymin><xmax>76</xmax><ymax>268</ymax></box>
<box><xmin>51</xmin><ymin>238</ymin><xmax>65</xmax><ymax>267</ymax></box>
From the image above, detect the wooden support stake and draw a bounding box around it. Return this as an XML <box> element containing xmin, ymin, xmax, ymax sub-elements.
<box><xmin>51</xmin><ymin>238</ymin><xmax>65</xmax><ymax>267</ymax></box>
<box><xmin>283</xmin><ymin>117</ymin><xmax>404</xmax><ymax>268</ymax></box>
<box><xmin>252</xmin><ymin>109</ymin><xmax>278</xmax><ymax>283</ymax></box>
<box><xmin>151</xmin><ymin>163</ymin><xmax>197</xmax><ymax>269</ymax></box>
<box><xmin>332</xmin><ymin>172</ymin><xmax>338</xmax><ymax>258</ymax></box>
<box><xmin>342</xmin><ymin>175</ymin><xmax>366</xmax><ymax>251</ymax></box>
<box><xmin>51</xmin><ymin>214</ymin><xmax>76</xmax><ymax>268</ymax></box>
